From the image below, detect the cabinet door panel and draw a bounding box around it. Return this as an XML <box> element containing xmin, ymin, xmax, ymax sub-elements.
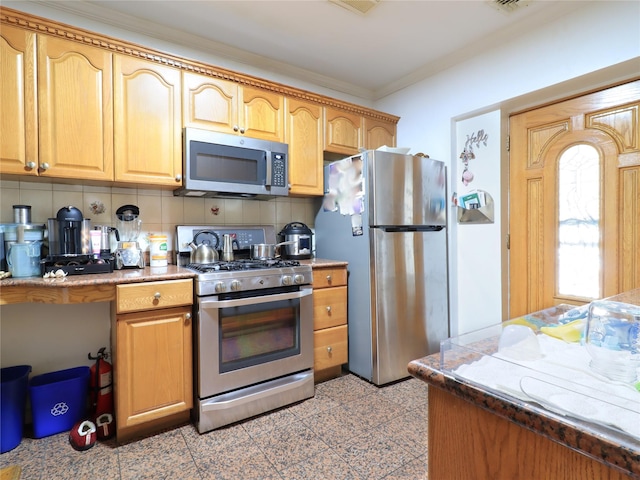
<box><xmin>183</xmin><ymin>72</ymin><xmax>238</xmax><ymax>134</ymax></box>
<box><xmin>38</xmin><ymin>35</ymin><xmax>113</xmax><ymax>180</ymax></box>
<box><xmin>116</xmin><ymin>306</ymin><xmax>192</xmax><ymax>427</ymax></box>
<box><xmin>286</xmin><ymin>98</ymin><xmax>323</xmax><ymax>196</ymax></box>
<box><xmin>314</xmin><ymin>325</ymin><xmax>348</xmax><ymax>371</ymax></box>
<box><xmin>0</xmin><ymin>25</ymin><xmax>37</xmax><ymax>175</ymax></box>
<box><xmin>241</xmin><ymin>86</ymin><xmax>284</xmax><ymax>142</ymax></box>
<box><xmin>313</xmin><ymin>286</ymin><xmax>347</xmax><ymax>330</ymax></box>
<box><xmin>365</xmin><ymin>117</ymin><xmax>396</xmax><ymax>149</ymax></box>
<box><xmin>312</xmin><ymin>267</ymin><xmax>348</xmax><ymax>288</ymax></box>
<box><xmin>114</xmin><ymin>55</ymin><xmax>181</xmax><ymax>185</ymax></box>
<box><xmin>324</xmin><ymin>107</ymin><xmax>363</xmax><ymax>155</ymax></box>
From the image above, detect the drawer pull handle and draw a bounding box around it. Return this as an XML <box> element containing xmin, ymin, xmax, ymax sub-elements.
<box><xmin>326</xmin><ymin>306</ymin><xmax>332</xmax><ymax>314</ymax></box>
<box><xmin>326</xmin><ymin>275</ymin><xmax>332</xmax><ymax>284</ymax></box>
<box><xmin>154</xmin><ymin>292</ymin><xmax>161</xmax><ymax>299</ymax></box>
<box><xmin>327</xmin><ymin>346</ymin><xmax>332</xmax><ymax>353</ymax></box>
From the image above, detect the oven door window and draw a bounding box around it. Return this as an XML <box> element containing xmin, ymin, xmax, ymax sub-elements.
<box><xmin>191</xmin><ymin>141</ymin><xmax>266</xmax><ymax>185</ymax></box>
<box><xmin>218</xmin><ymin>297</ymin><xmax>300</xmax><ymax>373</ymax></box>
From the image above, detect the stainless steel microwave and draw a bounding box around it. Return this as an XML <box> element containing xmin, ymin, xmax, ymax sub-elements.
<box><xmin>174</xmin><ymin>128</ymin><xmax>289</xmax><ymax>200</ymax></box>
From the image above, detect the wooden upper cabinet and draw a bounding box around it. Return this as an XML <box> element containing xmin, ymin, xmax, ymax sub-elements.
<box><xmin>241</xmin><ymin>85</ymin><xmax>284</xmax><ymax>142</ymax></box>
<box><xmin>183</xmin><ymin>72</ymin><xmax>284</xmax><ymax>142</ymax></box>
<box><xmin>365</xmin><ymin>117</ymin><xmax>397</xmax><ymax>149</ymax></box>
<box><xmin>183</xmin><ymin>73</ymin><xmax>239</xmax><ymax>134</ymax></box>
<box><xmin>0</xmin><ymin>25</ymin><xmax>37</xmax><ymax>176</ymax></box>
<box><xmin>114</xmin><ymin>55</ymin><xmax>182</xmax><ymax>186</ymax></box>
<box><xmin>37</xmin><ymin>35</ymin><xmax>113</xmax><ymax>180</ymax></box>
<box><xmin>286</xmin><ymin>97</ymin><xmax>324</xmax><ymax>196</ymax></box>
<box><xmin>324</xmin><ymin>107</ymin><xmax>363</xmax><ymax>156</ymax></box>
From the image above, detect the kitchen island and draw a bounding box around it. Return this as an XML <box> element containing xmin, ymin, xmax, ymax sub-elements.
<box><xmin>409</xmin><ymin>323</ymin><xmax>640</xmax><ymax>479</ymax></box>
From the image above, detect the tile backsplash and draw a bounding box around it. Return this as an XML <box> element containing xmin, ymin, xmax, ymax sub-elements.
<box><xmin>1</xmin><ymin>179</ymin><xmax>318</xmax><ymax>257</ymax></box>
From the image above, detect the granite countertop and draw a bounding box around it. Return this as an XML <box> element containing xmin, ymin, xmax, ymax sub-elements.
<box><xmin>0</xmin><ymin>265</ymin><xmax>195</xmax><ymax>288</ymax></box>
<box><xmin>300</xmin><ymin>258</ymin><xmax>349</xmax><ymax>268</ymax></box>
<box><xmin>408</xmin><ymin>352</ymin><xmax>640</xmax><ymax>478</ymax></box>
<box><xmin>0</xmin><ymin>266</ymin><xmax>196</xmax><ymax>305</ymax></box>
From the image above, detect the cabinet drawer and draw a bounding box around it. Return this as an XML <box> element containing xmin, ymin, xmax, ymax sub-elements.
<box><xmin>312</xmin><ymin>267</ymin><xmax>347</xmax><ymax>289</ymax></box>
<box><xmin>116</xmin><ymin>279</ymin><xmax>193</xmax><ymax>313</ymax></box>
<box><xmin>314</xmin><ymin>325</ymin><xmax>348</xmax><ymax>371</ymax></box>
<box><xmin>313</xmin><ymin>286</ymin><xmax>347</xmax><ymax>330</ymax></box>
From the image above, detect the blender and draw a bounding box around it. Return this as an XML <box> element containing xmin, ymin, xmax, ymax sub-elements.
<box><xmin>114</xmin><ymin>205</ymin><xmax>144</xmax><ymax>269</ymax></box>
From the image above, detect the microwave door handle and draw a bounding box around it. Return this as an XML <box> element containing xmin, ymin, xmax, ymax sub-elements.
<box><xmin>265</xmin><ymin>153</ymin><xmax>272</xmax><ymax>187</ymax></box>
<box><xmin>200</xmin><ymin>287</ymin><xmax>312</xmax><ymax>309</ymax></box>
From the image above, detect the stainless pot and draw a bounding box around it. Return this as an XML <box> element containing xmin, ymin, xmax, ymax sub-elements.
<box><xmin>189</xmin><ymin>230</ymin><xmax>219</xmax><ymax>264</ymax></box>
<box><xmin>250</xmin><ymin>241</ymin><xmax>295</xmax><ymax>260</ymax></box>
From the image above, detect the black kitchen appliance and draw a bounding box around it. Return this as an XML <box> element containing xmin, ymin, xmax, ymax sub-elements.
<box><xmin>279</xmin><ymin>222</ymin><xmax>313</xmax><ymax>260</ymax></box>
<box><xmin>56</xmin><ymin>206</ymin><xmax>84</xmax><ymax>255</ymax></box>
<box><xmin>43</xmin><ymin>206</ymin><xmax>113</xmax><ymax>275</ymax></box>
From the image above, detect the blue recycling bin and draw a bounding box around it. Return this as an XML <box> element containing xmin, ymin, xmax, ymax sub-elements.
<box><xmin>1</xmin><ymin>365</ymin><xmax>32</xmax><ymax>453</ymax></box>
<box><xmin>29</xmin><ymin>366</ymin><xmax>90</xmax><ymax>439</ymax></box>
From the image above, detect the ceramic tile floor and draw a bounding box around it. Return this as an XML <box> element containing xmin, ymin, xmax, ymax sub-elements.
<box><xmin>1</xmin><ymin>373</ymin><xmax>429</xmax><ymax>480</ymax></box>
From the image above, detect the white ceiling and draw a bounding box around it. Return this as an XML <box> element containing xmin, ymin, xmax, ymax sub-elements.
<box><xmin>32</xmin><ymin>0</ymin><xmax>586</xmax><ymax>101</ymax></box>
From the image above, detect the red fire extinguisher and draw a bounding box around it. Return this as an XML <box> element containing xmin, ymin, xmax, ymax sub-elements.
<box><xmin>88</xmin><ymin>347</ymin><xmax>113</xmax><ymax>416</ymax></box>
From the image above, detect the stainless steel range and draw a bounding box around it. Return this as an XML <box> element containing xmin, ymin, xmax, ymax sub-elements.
<box><xmin>176</xmin><ymin>225</ymin><xmax>314</xmax><ymax>433</ymax></box>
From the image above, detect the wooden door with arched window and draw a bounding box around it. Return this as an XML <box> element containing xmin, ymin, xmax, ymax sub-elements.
<box><xmin>509</xmin><ymin>80</ymin><xmax>640</xmax><ymax>317</ymax></box>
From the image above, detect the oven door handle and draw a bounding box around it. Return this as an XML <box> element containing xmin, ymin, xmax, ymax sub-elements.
<box><xmin>200</xmin><ymin>287</ymin><xmax>312</xmax><ymax>309</ymax></box>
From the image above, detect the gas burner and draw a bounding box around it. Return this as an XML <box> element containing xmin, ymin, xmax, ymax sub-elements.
<box><xmin>186</xmin><ymin>259</ymin><xmax>301</xmax><ymax>273</ymax></box>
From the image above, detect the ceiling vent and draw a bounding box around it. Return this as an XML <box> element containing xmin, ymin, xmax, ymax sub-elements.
<box><xmin>488</xmin><ymin>0</ymin><xmax>532</xmax><ymax>13</ymax></box>
<box><xmin>329</xmin><ymin>0</ymin><xmax>381</xmax><ymax>16</ymax></box>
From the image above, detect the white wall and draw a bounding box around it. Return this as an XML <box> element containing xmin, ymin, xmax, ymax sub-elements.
<box><xmin>374</xmin><ymin>1</ymin><xmax>640</xmax><ymax>335</ymax></box>
<box><xmin>453</xmin><ymin>111</ymin><xmax>502</xmax><ymax>335</ymax></box>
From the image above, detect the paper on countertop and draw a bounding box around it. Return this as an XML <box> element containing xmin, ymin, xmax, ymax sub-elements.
<box><xmin>454</xmin><ymin>334</ymin><xmax>640</xmax><ymax>439</ymax></box>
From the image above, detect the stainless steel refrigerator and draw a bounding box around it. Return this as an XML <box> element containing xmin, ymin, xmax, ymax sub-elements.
<box><xmin>315</xmin><ymin>150</ymin><xmax>449</xmax><ymax>385</ymax></box>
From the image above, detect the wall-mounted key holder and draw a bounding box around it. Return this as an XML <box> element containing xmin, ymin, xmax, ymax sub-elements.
<box><xmin>457</xmin><ymin>189</ymin><xmax>494</xmax><ymax>224</ymax></box>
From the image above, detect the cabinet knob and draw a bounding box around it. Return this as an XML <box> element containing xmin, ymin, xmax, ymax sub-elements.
<box><xmin>327</xmin><ymin>346</ymin><xmax>332</xmax><ymax>353</ymax></box>
<box><xmin>233</xmin><ymin>125</ymin><xmax>239</xmax><ymax>132</ymax></box>
<box><xmin>326</xmin><ymin>275</ymin><xmax>332</xmax><ymax>284</ymax></box>
<box><xmin>185</xmin><ymin>313</ymin><xmax>191</xmax><ymax>320</ymax></box>
<box><xmin>154</xmin><ymin>292</ymin><xmax>161</xmax><ymax>299</ymax></box>
<box><xmin>40</xmin><ymin>162</ymin><xmax>50</xmax><ymax>170</ymax></box>
<box><xmin>175</xmin><ymin>174</ymin><xmax>182</xmax><ymax>182</ymax></box>
<box><xmin>326</xmin><ymin>306</ymin><xmax>332</xmax><ymax>314</ymax></box>
<box><xmin>239</xmin><ymin>127</ymin><xmax>245</xmax><ymax>134</ymax></box>
<box><xmin>26</xmin><ymin>161</ymin><xmax>36</xmax><ymax>169</ymax></box>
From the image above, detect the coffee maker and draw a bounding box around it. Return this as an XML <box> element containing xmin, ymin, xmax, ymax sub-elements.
<box><xmin>114</xmin><ymin>204</ymin><xmax>144</xmax><ymax>269</ymax></box>
<box><xmin>56</xmin><ymin>206</ymin><xmax>84</xmax><ymax>254</ymax></box>
<box><xmin>42</xmin><ymin>206</ymin><xmax>113</xmax><ymax>275</ymax></box>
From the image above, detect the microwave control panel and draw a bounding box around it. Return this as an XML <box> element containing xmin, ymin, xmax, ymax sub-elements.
<box><xmin>271</xmin><ymin>153</ymin><xmax>287</xmax><ymax>187</ymax></box>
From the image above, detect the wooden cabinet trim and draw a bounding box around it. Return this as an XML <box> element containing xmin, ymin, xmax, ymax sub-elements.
<box><xmin>0</xmin><ymin>7</ymin><xmax>398</xmax><ymax>124</ymax></box>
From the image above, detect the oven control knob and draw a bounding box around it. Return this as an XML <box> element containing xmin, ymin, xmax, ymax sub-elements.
<box><xmin>230</xmin><ymin>280</ymin><xmax>242</xmax><ymax>291</ymax></box>
<box><xmin>282</xmin><ymin>275</ymin><xmax>293</xmax><ymax>286</ymax></box>
<box><xmin>293</xmin><ymin>274</ymin><xmax>305</xmax><ymax>285</ymax></box>
<box><xmin>214</xmin><ymin>282</ymin><xmax>227</xmax><ymax>293</ymax></box>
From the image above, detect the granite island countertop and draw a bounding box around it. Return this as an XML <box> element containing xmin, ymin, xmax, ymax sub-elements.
<box><xmin>409</xmin><ymin>350</ymin><xmax>640</xmax><ymax>479</ymax></box>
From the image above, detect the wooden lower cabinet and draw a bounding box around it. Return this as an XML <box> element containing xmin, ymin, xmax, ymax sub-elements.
<box><xmin>312</xmin><ymin>263</ymin><xmax>348</xmax><ymax>382</ymax></box>
<box><xmin>112</xmin><ymin>279</ymin><xmax>193</xmax><ymax>443</ymax></box>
